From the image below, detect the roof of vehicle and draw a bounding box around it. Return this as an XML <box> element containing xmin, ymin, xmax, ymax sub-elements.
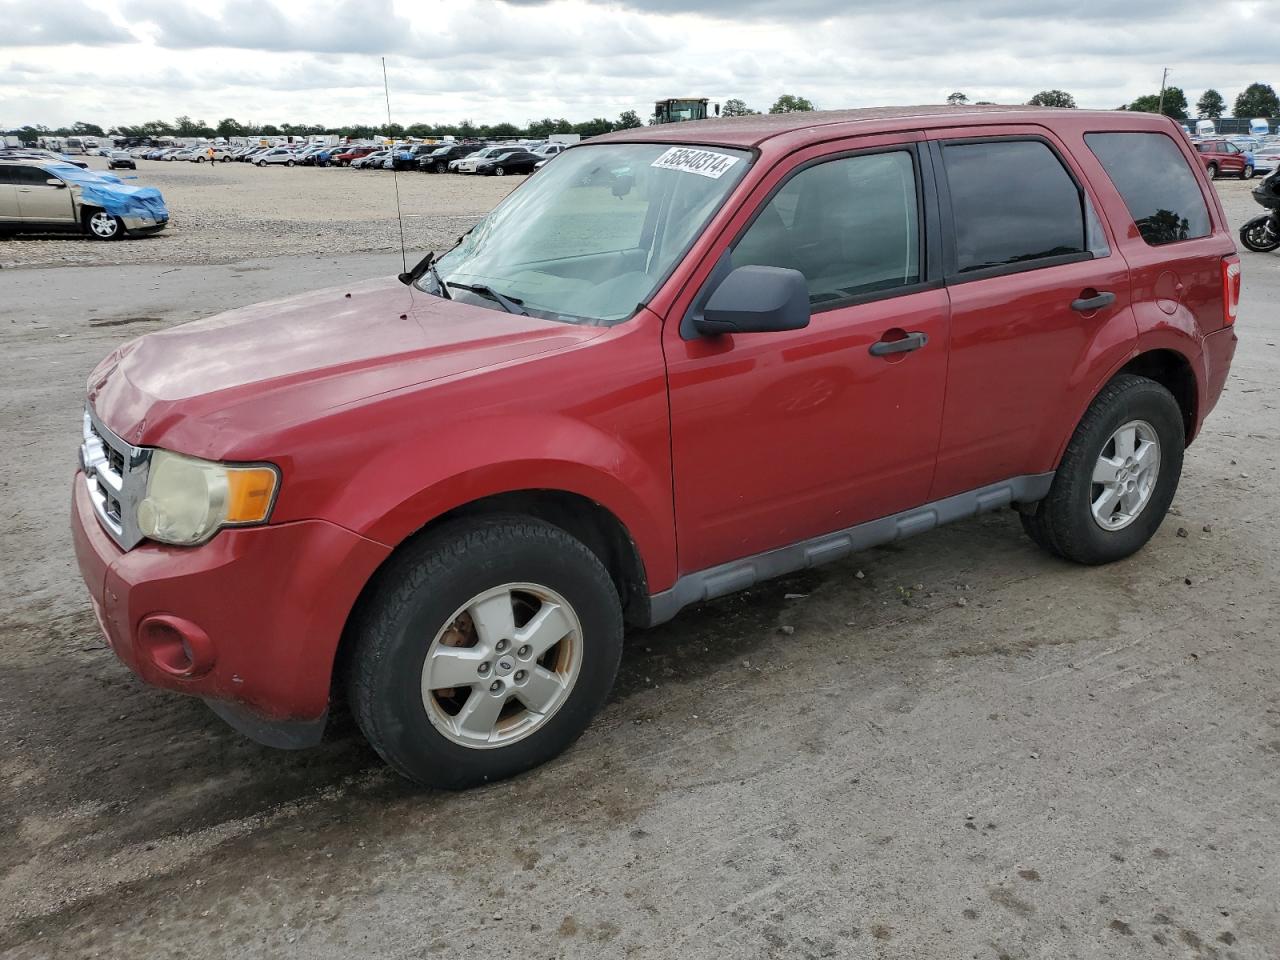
<box><xmin>594</xmin><ymin>104</ymin><xmax>1177</xmax><ymax>150</ymax></box>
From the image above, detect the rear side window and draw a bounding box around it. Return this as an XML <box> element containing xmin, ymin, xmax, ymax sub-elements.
<box><xmin>1085</xmin><ymin>132</ymin><xmax>1212</xmax><ymax>246</ymax></box>
<box><xmin>731</xmin><ymin>150</ymin><xmax>920</xmax><ymax>306</ymax></box>
<box><xmin>941</xmin><ymin>139</ymin><xmax>1086</xmax><ymax>274</ymax></box>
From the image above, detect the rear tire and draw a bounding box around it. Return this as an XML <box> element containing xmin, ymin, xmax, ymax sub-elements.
<box><xmin>348</xmin><ymin>516</ymin><xmax>624</xmax><ymax>789</ymax></box>
<box><xmin>1206</xmin><ymin>162</ymin><xmax>1218</xmax><ymax>179</ymax></box>
<box><xmin>1020</xmin><ymin>374</ymin><xmax>1184</xmax><ymax>565</ymax></box>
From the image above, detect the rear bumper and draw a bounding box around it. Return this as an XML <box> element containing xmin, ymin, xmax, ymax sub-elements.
<box><xmin>1199</xmin><ymin>326</ymin><xmax>1238</xmax><ymax>429</ymax></box>
<box><xmin>71</xmin><ymin>472</ymin><xmax>390</xmax><ymax>736</ymax></box>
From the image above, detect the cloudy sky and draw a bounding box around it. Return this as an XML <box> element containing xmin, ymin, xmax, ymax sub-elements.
<box><xmin>2</xmin><ymin>0</ymin><xmax>1277</xmax><ymax>129</ymax></box>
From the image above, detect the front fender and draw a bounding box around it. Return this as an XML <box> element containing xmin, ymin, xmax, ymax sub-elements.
<box><xmin>343</xmin><ymin>412</ymin><xmax>676</xmax><ymax>590</ymax></box>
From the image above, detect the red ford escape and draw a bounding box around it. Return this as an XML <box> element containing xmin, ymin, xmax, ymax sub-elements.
<box><xmin>73</xmin><ymin>106</ymin><xmax>1239</xmax><ymax>788</ymax></box>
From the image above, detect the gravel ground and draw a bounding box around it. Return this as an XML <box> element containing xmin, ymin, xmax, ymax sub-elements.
<box><xmin>0</xmin><ymin>177</ymin><xmax>1276</xmax><ymax>960</ymax></box>
<box><xmin>0</xmin><ymin>156</ymin><xmax>519</xmax><ymax>269</ymax></box>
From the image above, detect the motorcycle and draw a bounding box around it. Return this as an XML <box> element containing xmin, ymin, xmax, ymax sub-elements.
<box><xmin>1240</xmin><ymin>167</ymin><xmax>1280</xmax><ymax>252</ymax></box>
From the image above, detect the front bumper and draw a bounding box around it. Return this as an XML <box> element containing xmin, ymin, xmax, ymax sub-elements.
<box><xmin>121</xmin><ymin>213</ymin><xmax>168</xmax><ymax>231</ymax></box>
<box><xmin>71</xmin><ymin>472</ymin><xmax>390</xmax><ymax>741</ymax></box>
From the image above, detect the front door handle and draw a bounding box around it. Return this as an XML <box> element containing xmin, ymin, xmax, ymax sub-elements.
<box><xmin>869</xmin><ymin>331</ymin><xmax>928</xmax><ymax>357</ymax></box>
<box><xmin>1070</xmin><ymin>291</ymin><xmax>1116</xmax><ymax>312</ymax></box>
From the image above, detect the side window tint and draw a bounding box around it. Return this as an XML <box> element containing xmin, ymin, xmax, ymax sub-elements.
<box><xmin>15</xmin><ymin>167</ymin><xmax>50</xmax><ymax>186</ymax></box>
<box><xmin>731</xmin><ymin>151</ymin><xmax>920</xmax><ymax>305</ymax></box>
<box><xmin>1085</xmin><ymin>132</ymin><xmax>1212</xmax><ymax>246</ymax></box>
<box><xmin>941</xmin><ymin>140</ymin><xmax>1086</xmax><ymax>273</ymax></box>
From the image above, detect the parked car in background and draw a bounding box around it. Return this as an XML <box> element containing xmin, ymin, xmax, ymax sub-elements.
<box><xmin>1194</xmin><ymin>139</ymin><xmax>1254</xmax><ymax>179</ymax></box>
<box><xmin>332</xmin><ymin>146</ymin><xmax>376</xmax><ymax>167</ymax></box>
<box><xmin>532</xmin><ymin>142</ymin><xmax>567</xmax><ymax>159</ymax></box>
<box><xmin>417</xmin><ymin>143</ymin><xmax>482</xmax><ymax>173</ymax></box>
<box><xmin>1251</xmin><ymin>142</ymin><xmax>1280</xmax><ymax>176</ymax></box>
<box><xmin>192</xmin><ymin>147</ymin><xmax>232</xmax><ymax>163</ymax></box>
<box><xmin>256</xmin><ymin>148</ymin><xmax>299</xmax><ymax>167</ymax></box>
<box><xmin>69</xmin><ymin>106</ymin><xmax>1239</xmax><ymax>789</ymax></box>
<box><xmin>453</xmin><ymin>145</ymin><xmax>516</xmax><ymax>173</ymax></box>
<box><xmin>350</xmin><ymin>150</ymin><xmax>390</xmax><ymax>170</ymax></box>
<box><xmin>475</xmin><ymin>149</ymin><xmax>542</xmax><ymax>176</ymax></box>
<box><xmin>107</xmin><ymin>151</ymin><xmax>136</xmax><ymax>170</ymax></box>
<box><xmin>1</xmin><ymin>158</ymin><xmax>168</xmax><ymax>238</ymax></box>
<box><xmin>393</xmin><ymin>144</ymin><xmax>436</xmax><ymax>170</ymax></box>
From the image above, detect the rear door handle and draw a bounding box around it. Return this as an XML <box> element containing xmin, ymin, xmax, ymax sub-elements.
<box><xmin>1070</xmin><ymin>291</ymin><xmax>1116</xmax><ymax>312</ymax></box>
<box><xmin>869</xmin><ymin>331</ymin><xmax>928</xmax><ymax>356</ymax></box>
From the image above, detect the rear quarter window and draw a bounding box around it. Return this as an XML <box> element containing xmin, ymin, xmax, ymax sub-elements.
<box><xmin>1085</xmin><ymin>132</ymin><xmax>1212</xmax><ymax>246</ymax></box>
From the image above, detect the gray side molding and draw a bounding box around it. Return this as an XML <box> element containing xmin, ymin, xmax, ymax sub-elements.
<box><xmin>645</xmin><ymin>473</ymin><xmax>1054</xmax><ymax>627</ymax></box>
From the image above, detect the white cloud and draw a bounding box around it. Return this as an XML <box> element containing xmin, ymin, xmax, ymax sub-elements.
<box><xmin>0</xmin><ymin>0</ymin><xmax>1277</xmax><ymax>128</ymax></box>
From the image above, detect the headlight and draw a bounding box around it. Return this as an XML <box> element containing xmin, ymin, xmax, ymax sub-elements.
<box><xmin>137</xmin><ymin>450</ymin><xmax>279</xmax><ymax>546</ymax></box>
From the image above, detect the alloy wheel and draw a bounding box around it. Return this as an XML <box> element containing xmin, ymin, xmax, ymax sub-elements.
<box><xmin>421</xmin><ymin>583</ymin><xmax>582</xmax><ymax>749</ymax></box>
<box><xmin>1091</xmin><ymin>420</ymin><xmax>1161</xmax><ymax>531</ymax></box>
<box><xmin>88</xmin><ymin>212</ymin><xmax>118</xmax><ymax>239</ymax></box>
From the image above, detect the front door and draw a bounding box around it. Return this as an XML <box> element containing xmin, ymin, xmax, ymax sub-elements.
<box><xmin>13</xmin><ymin>166</ymin><xmax>76</xmax><ymax>223</ymax></box>
<box><xmin>664</xmin><ymin>139</ymin><xmax>951</xmax><ymax>574</ymax></box>
<box><xmin>0</xmin><ymin>165</ymin><xmax>21</xmax><ymax>222</ymax></box>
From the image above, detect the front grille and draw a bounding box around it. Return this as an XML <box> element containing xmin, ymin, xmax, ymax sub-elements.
<box><xmin>80</xmin><ymin>408</ymin><xmax>150</xmax><ymax>550</ymax></box>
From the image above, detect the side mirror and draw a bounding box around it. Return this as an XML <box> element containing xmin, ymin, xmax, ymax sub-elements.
<box><xmin>694</xmin><ymin>264</ymin><xmax>811</xmax><ymax>336</ymax></box>
<box><xmin>46</xmin><ymin>178</ymin><xmax>67</xmax><ymax>188</ymax></box>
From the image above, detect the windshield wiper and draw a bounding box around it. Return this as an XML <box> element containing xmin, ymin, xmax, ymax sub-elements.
<box><xmin>448</xmin><ymin>282</ymin><xmax>528</xmax><ymax>316</ymax></box>
<box><xmin>398</xmin><ymin>251</ymin><xmax>452</xmax><ymax>299</ymax></box>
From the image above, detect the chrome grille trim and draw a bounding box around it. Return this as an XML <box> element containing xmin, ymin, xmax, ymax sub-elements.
<box><xmin>80</xmin><ymin>407</ymin><xmax>151</xmax><ymax>550</ymax></box>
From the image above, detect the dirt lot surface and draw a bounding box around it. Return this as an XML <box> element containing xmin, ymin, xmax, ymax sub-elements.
<box><xmin>1</xmin><ymin>175</ymin><xmax>1277</xmax><ymax>960</ymax></box>
<box><xmin>0</xmin><ymin>156</ymin><xmax>518</xmax><ymax>269</ymax></box>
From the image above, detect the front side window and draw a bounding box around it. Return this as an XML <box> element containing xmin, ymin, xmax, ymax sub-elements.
<box><xmin>432</xmin><ymin>143</ymin><xmax>751</xmax><ymax>324</ymax></box>
<box><xmin>1085</xmin><ymin>132</ymin><xmax>1212</xmax><ymax>246</ymax></box>
<box><xmin>731</xmin><ymin>151</ymin><xmax>920</xmax><ymax>306</ymax></box>
<box><xmin>942</xmin><ymin>139</ymin><xmax>1086</xmax><ymax>274</ymax></box>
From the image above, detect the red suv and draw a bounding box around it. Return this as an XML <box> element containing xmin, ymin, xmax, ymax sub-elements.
<box><xmin>331</xmin><ymin>146</ymin><xmax>376</xmax><ymax>167</ymax></box>
<box><xmin>1194</xmin><ymin>138</ymin><xmax>1254</xmax><ymax>179</ymax></box>
<box><xmin>72</xmin><ymin>106</ymin><xmax>1240</xmax><ymax>787</ymax></box>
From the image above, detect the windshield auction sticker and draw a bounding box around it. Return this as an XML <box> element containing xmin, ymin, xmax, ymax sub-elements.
<box><xmin>650</xmin><ymin>147</ymin><xmax>740</xmax><ymax>179</ymax></box>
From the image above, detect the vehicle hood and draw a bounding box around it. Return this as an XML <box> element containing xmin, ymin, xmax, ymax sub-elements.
<box><xmin>88</xmin><ymin>276</ymin><xmax>606</xmax><ymax>459</ymax></box>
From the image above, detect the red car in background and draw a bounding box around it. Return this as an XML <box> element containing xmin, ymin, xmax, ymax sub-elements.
<box><xmin>1194</xmin><ymin>138</ymin><xmax>1254</xmax><ymax>179</ymax></box>
<box><xmin>331</xmin><ymin>146</ymin><xmax>377</xmax><ymax>167</ymax></box>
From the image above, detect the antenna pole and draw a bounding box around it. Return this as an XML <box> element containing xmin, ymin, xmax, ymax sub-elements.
<box><xmin>382</xmin><ymin>56</ymin><xmax>408</xmax><ymax>275</ymax></box>
<box><xmin>1158</xmin><ymin>67</ymin><xmax>1170</xmax><ymax>116</ymax></box>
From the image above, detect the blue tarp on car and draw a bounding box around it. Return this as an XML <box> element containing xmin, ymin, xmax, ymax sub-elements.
<box><xmin>46</xmin><ymin>163</ymin><xmax>169</xmax><ymax>222</ymax></box>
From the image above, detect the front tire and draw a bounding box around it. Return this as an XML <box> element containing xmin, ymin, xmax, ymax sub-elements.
<box><xmin>348</xmin><ymin>516</ymin><xmax>624</xmax><ymax>789</ymax></box>
<box><xmin>285</xmin><ymin>159</ymin><xmax>295</xmax><ymax>167</ymax></box>
<box><xmin>84</xmin><ymin>210</ymin><xmax>122</xmax><ymax>240</ymax></box>
<box><xmin>1241</xmin><ymin>164</ymin><xmax>1255</xmax><ymax>180</ymax></box>
<box><xmin>1021</xmin><ymin>374</ymin><xmax>1184</xmax><ymax>565</ymax></box>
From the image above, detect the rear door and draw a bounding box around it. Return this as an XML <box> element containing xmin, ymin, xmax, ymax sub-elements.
<box><xmin>926</xmin><ymin>128</ymin><xmax>1133</xmax><ymax>500</ymax></box>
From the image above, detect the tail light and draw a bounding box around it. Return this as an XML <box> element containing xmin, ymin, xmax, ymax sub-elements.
<box><xmin>1222</xmin><ymin>255</ymin><xmax>1241</xmax><ymax>326</ymax></box>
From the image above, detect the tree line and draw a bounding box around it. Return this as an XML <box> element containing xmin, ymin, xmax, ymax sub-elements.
<box><xmin>941</xmin><ymin>83</ymin><xmax>1280</xmax><ymax>121</ymax></box>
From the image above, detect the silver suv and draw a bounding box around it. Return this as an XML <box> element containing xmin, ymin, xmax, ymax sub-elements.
<box><xmin>0</xmin><ymin>159</ymin><xmax>169</xmax><ymax>239</ymax></box>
